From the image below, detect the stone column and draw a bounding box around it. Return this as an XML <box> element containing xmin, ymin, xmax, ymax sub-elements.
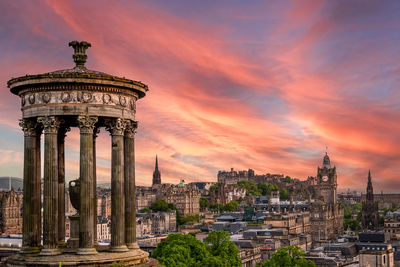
<box><xmin>38</xmin><ymin>116</ymin><xmax>61</xmax><ymax>256</ymax></box>
<box><xmin>19</xmin><ymin>119</ymin><xmax>41</xmax><ymax>253</ymax></box>
<box><xmin>124</xmin><ymin>121</ymin><xmax>139</xmax><ymax>249</ymax></box>
<box><xmin>106</xmin><ymin>118</ymin><xmax>129</xmax><ymax>252</ymax></box>
<box><xmin>93</xmin><ymin>128</ymin><xmax>99</xmax><ymax>245</ymax></box>
<box><xmin>77</xmin><ymin>115</ymin><xmax>98</xmax><ymax>255</ymax></box>
<box><xmin>58</xmin><ymin>126</ymin><xmax>70</xmax><ymax>246</ymax></box>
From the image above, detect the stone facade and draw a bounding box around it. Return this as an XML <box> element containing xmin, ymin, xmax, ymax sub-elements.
<box><xmin>157</xmin><ymin>182</ymin><xmax>200</xmax><ymax>215</ymax></box>
<box><xmin>310</xmin><ymin>154</ymin><xmax>344</xmax><ymax>243</ymax></box>
<box><xmin>210</xmin><ymin>183</ymin><xmax>246</xmax><ymax>205</ymax></box>
<box><xmin>136</xmin><ymin>186</ymin><xmax>157</xmax><ymax>211</ymax></box>
<box><xmin>0</xmin><ymin>189</ymin><xmax>23</xmax><ymax>235</ymax></box>
<box><xmin>136</xmin><ymin>212</ymin><xmax>176</xmax><ymax>238</ymax></box>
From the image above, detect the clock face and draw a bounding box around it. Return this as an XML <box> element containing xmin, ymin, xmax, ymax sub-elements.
<box><xmin>322</xmin><ymin>175</ymin><xmax>329</xmax><ymax>182</ymax></box>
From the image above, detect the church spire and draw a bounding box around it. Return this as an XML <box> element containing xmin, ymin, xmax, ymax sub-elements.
<box><xmin>366</xmin><ymin>170</ymin><xmax>374</xmax><ymax>202</ymax></box>
<box><xmin>152</xmin><ymin>154</ymin><xmax>161</xmax><ymax>186</ymax></box>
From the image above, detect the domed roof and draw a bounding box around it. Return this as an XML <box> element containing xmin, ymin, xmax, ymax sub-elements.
<box><xmin>322</xmin><ymin>153</ymin><xmax>331</xmax><ymax>168</ymax></box>
<box><xmin>8</xmin><ymin>41</ymin><xmax>148</xmax><ymax>98</ymax></box>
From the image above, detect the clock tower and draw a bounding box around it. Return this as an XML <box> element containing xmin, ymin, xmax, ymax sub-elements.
<box><xmin>315</xmin><ymin>153</ymin><xmax>337</xmax><ymax>204</ymax></box>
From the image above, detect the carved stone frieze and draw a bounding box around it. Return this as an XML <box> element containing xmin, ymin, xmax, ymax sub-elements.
<box><xmin>61</xmin><ymin>92</ymin><xmax>71</xmax><ymax>103</ymax></box>
<box><xmin>119</xmin><ymin>96</ymin><xmax>127</xmax><ymax>107</ymax></box>
<box><xmin>28</xmin><ymin>94</ymin><xmax>35</xmax><ymax>104</ymax></box>
<box><xmin>77</xmin><ymin>115</ymin><xmax>98</xmax><ymax>134</ymax></box>
<box><xmin>103</xmin><ymin>94</ymin><xmax>112</xmax><ymax>104</ymax></box>
<box><xmin>21</xmin><ymin>91</ymin><xmax>136</xmax><ymax>113</ymax></box>
<box><xmin>41</xmin><ymin>93</ymin><xmax>51</xmax><ymax>103</ymax></box>
<box><xmin>77</xmin><ymin>92</ymin><xmax>93</xmax><ymax>103</ymax></box>
<box><xmin>37</xmin><ymin>116</ymin><xmax>60</xmax><ymax>134</ymax></box>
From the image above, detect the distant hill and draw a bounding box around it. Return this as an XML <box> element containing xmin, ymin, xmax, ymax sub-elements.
<box><xmin>0</xmin><ymin>177</ymin><xmax>23</xmax><ymax>191</ymax></box>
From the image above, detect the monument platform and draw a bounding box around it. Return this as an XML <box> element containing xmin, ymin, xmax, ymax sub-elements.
<box><xmin>6</xmin><ymin>246</ymin><xmax>158</xmax><ymax>266</ymax></box>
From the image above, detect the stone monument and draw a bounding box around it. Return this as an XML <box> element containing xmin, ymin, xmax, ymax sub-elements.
<box><xmin>6</xmin><ymin>41</ymin><xmax>157</xmax><ymax>266</ymax></box>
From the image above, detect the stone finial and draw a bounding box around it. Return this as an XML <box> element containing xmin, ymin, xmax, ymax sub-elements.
<box><xmin>68</xmin><ymin>41</ymin><xmax>91</xmax><ymax>68</ymax></box>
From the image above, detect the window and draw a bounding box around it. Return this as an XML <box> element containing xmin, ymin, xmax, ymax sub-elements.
<box><xmin>384</xmin><ymin>255</ymin><xmax>386</xmax><ymax>264</ymax></box>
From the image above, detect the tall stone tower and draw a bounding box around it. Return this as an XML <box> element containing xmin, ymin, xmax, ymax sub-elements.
<box><xmin>152</xmin><ymin>155</ymin><xmax>161</xmax><ymax>185</ymax></box>
<box><xmin>362</xmin><ymin>170</ymin><xmax>379</xmax><ymax>230</ymax></box>
<box><xmin>310</xmin><ymin>153</ymin><xmax>344</xmax><ymax>243</ymax></box>
<box><xmin>315</xmin><ymin>153</ymin><xmax>337</xmax><ymax>203</ymax></box>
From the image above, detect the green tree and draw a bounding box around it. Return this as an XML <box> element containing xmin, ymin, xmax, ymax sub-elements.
<box><xmin>200</xmin><ymin>197</ymin><xmax>210</xmax><ymax>211</ymax></box>
<box><xmin>344</xmin><ymin>218</ymin><xmax>361</xmax><ymax>231</ymax></box>
<box><xmin>139</xmin><ymin>207</ymin><xmax>151</xmax><ymax>213</ymax></box>
<box><xmin>183</xmin><ymin>214</ymin><xmax>199</xmax><ymax>224</ymax></box>
<box><xmin>257</xmin><ymin>246</ymin><xmax>315</xmax><ymax>267</ymax></box>
<box><xmin>223</xmin><ymin>201</ymin><xmax>239</xmax><ymax>212</ymax></box>
<box><xmin>151</xmin><ymin>199</ymin><xmax>171</xmax><ymax>212</ymax></box>
<box><xmin>238</xmin><ymin>180</ymin><xmax>260</xmax><ymax>196</ymax></box>
<box><xmin>280</xmin><ymin>188</ymin><xmax>290</xmax><ymax>200</ymax></box>
<box><xmin>205</xmin><ymin>231</ymin><xmax>241</xmax><ymax>267</ymax></box>
<box><xmin>154</xmin><ymin>232</ymin><xmax>241</xmax><ymax>267</ymax></box>
<box><xmin>259</xmin><ymin>183</ymin><xmax>279</xmax><ymax>196</ymax></box>
<box><xmin>209</xmin><ymin>183</ymin><xmax>220</xmax><ymax>192</ymax></box>
<box><xmin>153</xmin><ymin>233</ymin><xmax>210</xmax><ymax>267</ymax></box>
<box><xmin>284</xmin><ymin>176</ymin><xmax>292</xmax><ymax>183</ymax></box>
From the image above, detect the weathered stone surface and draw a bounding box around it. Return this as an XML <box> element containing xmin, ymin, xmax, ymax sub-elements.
<box><xmin>8</xmin><ymin>40</ymin><xmax>155</xmax><ymax>265</ymax></box>
<box><xmin>125</xmin><ymin>121</ymin><xmax>138</xmax><ymax>249</ymax></box>
<box><xmin>6</xmin><ymin>247</ymin><xmax>158</xmax><ymax>266</ymax></box>
<box><xmin>38</xmin><ymin>116</ymin><xmax>61</xmax><ymax>256</ymax></box>
<box><xmin>77</xmin><ymin>115</ymin><xmax>98</xmax><ymax>255</ymax></box>
<box><xmin>19</xmin><ymin>119</ymin><xmax>41</xmax><ymax>253</ymax></box>
<box><xmin>106</xmin><ymin>118</ymin><xmax>129</xmax><ymax>252</ymax></box>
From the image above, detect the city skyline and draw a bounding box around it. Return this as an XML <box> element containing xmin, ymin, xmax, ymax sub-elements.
<box><xmin>1</xmin><ymin>1</ymin><xmax>400</xmax><ymax>191</ymax></box>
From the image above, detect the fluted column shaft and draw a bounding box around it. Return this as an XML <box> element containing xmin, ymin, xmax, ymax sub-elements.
<box><xmin>38</xmin><ymin>116</ymin><xmax>61</xmax><ymax>256</ymax></box>
<box><xmin>57</xmin><ymin>127</ymin><xmax>69</xmax><ymax>245</ymax></box>
<box><xmin>93</xmin><ymin>128</ymin><xmax>99</xmax><ymax>245</ymax></box>
<box><xmin>77</xmin><ymin>115</ymin><xmax>98</xmax><ymax>255</ymax></box>
<box><xmin>20</xmin><ymin>119</ymin><xmax>41</xmax><ymax>253</ymax></box>
<box><xmin>124</xmin><ymin>121</ymin><xmax>139</xmax><ymax>249</ymax></box>
<box><xmin>106</xmin><ymin>118</ymin><xmax>129</xmax><ymax>252</ymax></box>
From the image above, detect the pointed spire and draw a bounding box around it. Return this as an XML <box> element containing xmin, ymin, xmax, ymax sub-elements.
<box><xmin>366</xmin><ymin>170</ymin><xmax>374</xmax><ymax>202</ymax></box>
<box><xmin>153</xmin><ymin>154</ymin><xmax>161</xmax><ymax>185</ymax></box>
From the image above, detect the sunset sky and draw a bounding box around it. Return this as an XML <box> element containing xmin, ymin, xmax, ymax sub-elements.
<box><xmin>1</xmin><ymin>0</ymin><xmax>400</xmax><ymax>191</ymax></box>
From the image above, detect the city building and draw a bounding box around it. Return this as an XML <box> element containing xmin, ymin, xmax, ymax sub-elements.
<box><xmin>358</xmin><ymin>232</ymin><xmax>394</xmax><ymax>267</ymax></box>
<box><xmin>310</xmin><ymin>153</ymin><xmax>344</xmax><ymax>243</ymax></box>
<box><xmin>136</xmin><ymin>212</ymin><xmax>176</xmax><ymax>238</ymax></box>
<box><xmin>157</xmin><ymin>181</ymin><xmax>200</xmax><ymax>215</ymax></box>
<box><xmin>0</xmin><ymin>189</ymin><xmax>23</xmax><ymax>235</ymax></box>
<box><xmin>384</xmin><ymin>209</ymin><xmax>400</xmax><ymax>241</ymax></box>
<box><xmin>362</xmin><ymin>170</ymin><xmax>379</xmax><ymax>230</ymax></box>
<box><xmin>96</xmin><ymin>217</ymin><xmax>111</xmax><ymax>242</ymax></box>
<box><xmin>136</xmin><ymin>186</ymin><xmax>157</xmax><ymax>211</ymax></box>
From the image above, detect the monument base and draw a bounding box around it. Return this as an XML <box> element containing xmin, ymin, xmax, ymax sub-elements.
<box><xmin>6</xmin><ymin>246</ymin><xmax>158</xmax><ymax>266</ymax></box>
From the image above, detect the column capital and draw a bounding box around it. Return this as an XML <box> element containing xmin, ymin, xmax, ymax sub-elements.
<box><xmin>105</xmin><ymin>118</ymin><xmax>126</xmax><ymax>136</ymax></box>
<box><xmin>37</xmin><ymin>116</ymin><xmax>60</xmax><ymax>134</ymax></box>
<box><xmin>19</xmin><ymin>119</ymin><xmax>39</xmax><ymax>137</ymax></box>
<box><xmin>124</xmin><ymin>120</ymin><xmax>138</xmax><ymax>138</ymax></box>
<box><xmin>77</xmin><ymin>115</ymin><xmax>98</xmax><ymax>134</ymax></box>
